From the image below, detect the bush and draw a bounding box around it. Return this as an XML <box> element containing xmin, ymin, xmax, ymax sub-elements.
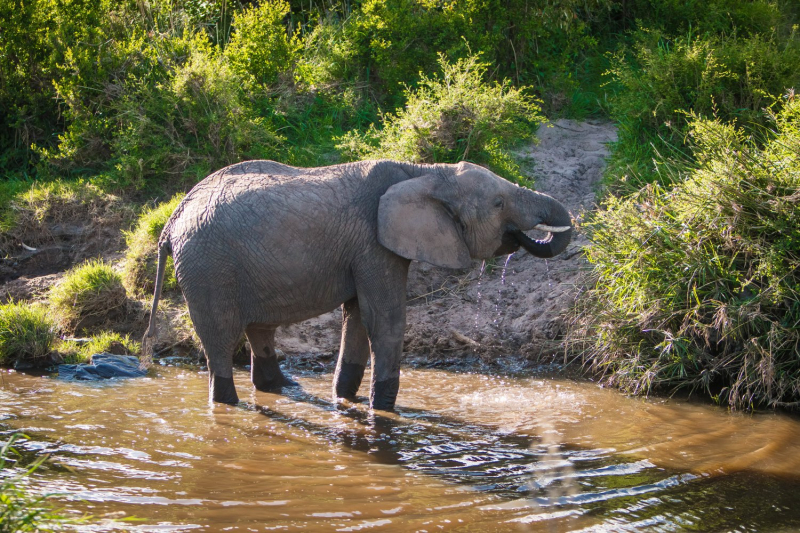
<box><xmin>0</xmin><ymin>303</ymin><xmax>57</xmax><ymax>367</ymax></box>
<box><xmin>338</xmin><ymin>53</ymin><xmax>544</xmax><ymax>184</ymax></box>
<box><xmin>59</xmin><ymin>331</ymin><xmax>140</xmax><ymax>364</ymax></box>
<box><xmin>123</xmin><ymin>195</ymin><xmax>183</xmax><ymax>296</ymax></box>
<box><xmin>224</xmin><ymin>0</ymin><xmax>298</xmax><ymax>88</ymax></box>
<box><xmin>111</xmin><ymin>35</ymin><xmax>282</xmax><ymax>187</ymax></box>
<box><xmin>603</xmin><ymin>26</ymin><xmax>800</xmax><ymax>192</ymax></box>
<box><xmin>570</xmin><ymin>99</ymin><xmax>800</xmax><ymax>409</ymax></box>
<box><xmin>48</xmin><ymin>260</ymin><xmax>128</xmax><ymax>334</ymax></box>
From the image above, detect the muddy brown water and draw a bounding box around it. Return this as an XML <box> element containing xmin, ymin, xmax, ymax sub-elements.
<box><xmin>2</xmin><ymin>367</ymin><xmax>800</xmax><ymax>531</ymax></box>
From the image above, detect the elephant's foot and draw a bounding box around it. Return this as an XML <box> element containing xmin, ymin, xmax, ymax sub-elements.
<box><xmin>333</xmin><ymin>362</ymin><xmax>366</xmax><ymax>401</ymax></box>
<box><xmin>252</xmin><ymin>356</ymin><xmax>299</xmax><ymax>392</ymax></box>
<box><xmin>370</xmin><ymin>377</ymin><xmax>400</xmax><ymax>411</ymax></box>
<box><xmin>210</xmin><ymin>374</ymin><xmax>239</xmax><ymax>405</ymax></box>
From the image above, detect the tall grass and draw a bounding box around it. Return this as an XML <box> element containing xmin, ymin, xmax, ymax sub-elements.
<box><xmin>123</xmin><ymin>195</ymin><xmax>184</xmax><ymax>296</ymax></box>
<box><xmin>570</xmin><ymin>99</ymin><xmax>800</xmax><ymax>409</ymax></box>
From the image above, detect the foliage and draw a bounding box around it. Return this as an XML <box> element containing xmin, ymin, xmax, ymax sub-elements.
<box><xmin>0</xmin><ymin>302</ymin><xmax>57</xmax><ymax>367</ymax></box>
<box><xmin>224</xmin><ymin>0</ymin><xmax>298</xmax><ymax>88</ymax></box>
<box><xmin>48</xmin><ymin>259</ymin><xmax>128</xmax><ymax>334</ymax></box>
<box><xmin>338</xmin><ymin>53</ymin><xmax>543</xmax><ymax>184</ymax></box>
<box><xmin>0</xmin><ymin>434</ymin><xmax>75</xmax><ymax>532</ymax></box>
<box><xmin>570</xmin><ymin>100</ymin><xmax>800</xmax><ymax>410</ymax></box>
<box><xmin>603</xmin><ymin>25</ymin><xmax>800</xmax><ymax>192</ymax></box>
<box><xmin>59</xmin><ymin>331</ymin><xmax>140</xmax><ymax>364</ymax></box>
<box><xmin>123</xmin><ymin>194</ymin><xmax>184</xmax><ymax>296</ymax></box>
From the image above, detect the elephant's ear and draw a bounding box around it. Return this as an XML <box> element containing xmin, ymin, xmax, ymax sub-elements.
<box><xmin>378</xmin><ymin>173</ymin><xmax>471</xmax><ymax>269</ymax></box>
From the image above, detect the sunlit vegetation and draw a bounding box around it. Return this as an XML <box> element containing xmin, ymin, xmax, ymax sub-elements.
<box><xmin>337</xmin><ymin>54</ymin><xmax>544</xmax><ymax>184</ymax></box>
<box><xmin>0</xmin><ymin>302</ymin><xmax>57</xmax><ymax>366</ymax></box>
<box><xmin>571</xmin><ymin>100</ymin><xmax>800</xmax><ymax>409</ymax></box>
<box><xmin>123</xmin><ymin>194</ymin><xmax>185</xmax><ymax>296</ymax></box>
<box><xmin>59</xmin><ymin>331</ymin><xmax>141</xmax><ymax>364</ymax></box>
<box><xmin>48</xmin><ymin>260</ymin><xmax>128</xmax><ymax>335</ymax></box>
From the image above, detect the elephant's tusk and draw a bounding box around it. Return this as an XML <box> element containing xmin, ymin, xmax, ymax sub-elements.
<box><xmin>533</xmin><ymin>224</ymin><xmax>571</xmax><ymax>233</ymax></box>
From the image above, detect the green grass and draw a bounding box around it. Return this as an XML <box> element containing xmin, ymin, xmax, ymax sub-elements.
<box><xmin>58</xmin><ymin>331</ymin><xmax>141</xmax><ymax>364</ymax></box>
<box><xmin>122</xmin><ymin>194</ymin><xmax>184</xmax><ymax>296</ymax></box>
<box><xmin>0</xmin><ymin>177</ymin><xmax>126</xmax><ymax>255</ymax></box>
<box><xmin>0</xmin><ymin>302</ymin><xmax>57</xmax><ymax>366</ymax></box>
<box><xmin>570</xmin><ymin>99</ymin><xmax>800</xmax><ymax>409</ymax></box>
<box><xmin>48</xmin><ymin>260</ymin><xmax>128</xmax><ymax>335</ymax></box>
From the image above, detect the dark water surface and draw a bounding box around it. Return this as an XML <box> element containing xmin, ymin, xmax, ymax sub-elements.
<box><xmin>2</xmin><ymin>367</ymin><xmax>800</xmax><ymax>531</ymax></box>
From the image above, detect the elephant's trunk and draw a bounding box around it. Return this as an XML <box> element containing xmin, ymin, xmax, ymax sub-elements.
<box><xmin>506</xmin><ymin>188</ymin><xmax>573</xmax><ymax>259</ymax></box>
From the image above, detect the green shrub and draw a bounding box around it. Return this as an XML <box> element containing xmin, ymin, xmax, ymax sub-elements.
<box><xmin>337</xmin><ymin>53</ymin><xmax>543</xmax><ymax>184</ymax></box>
<box><xmin>224</xmin><ymin>0</ymin><xmax>298</xmax><ymax>88</ymax></box>
<box><xmin>48</xmin><ymin>260</ymin><xmax>128</xmax><ymax>334</ymax></box>
<box><xmin>59</xmin><ymin>331</ymin><xmax>140</xmax><ymax>364</ymax></box>
<box><xmin>603</xmin><ymin>26</ymin><xmax>800</xmax><ymax>192</ymax></box>
<box><xmin>0</xmin><ymin>303</ymin><xmax>57</xmax><ymax>367</ymax></box>
<box><xmin>571</xmin><ymin>100</ymin><xmax>800</xmax><ymax>409</ymax></box>
<box><xmin>610</xmin><ymin>0</ymin><xmax>784</xmax><ymax>37</ymax></box>
<box><xmin>123</xmin><ymin>194</ymin><xmax>184</xmax><ymax>296</ymax></box>
<box><xmin>113</xmin><ymin>35</ymin><xmax>281</xmax><ymax>187</ymax></box>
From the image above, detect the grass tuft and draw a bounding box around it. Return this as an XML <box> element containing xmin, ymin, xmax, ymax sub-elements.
<box><xmin>59</xmin><ymin>331</ymin><xmax>141</xmax><ymax>364</ymax></box>
<box><xmin>48</xmin><ymin>260</ymin><xmax>128</xmax><ymax>335</ymax></box>
<box><xmin>0</xmin><ymin>302</ymin><xmax>57</xmax><ymax>367</ymax></box>
<box><xmin>122</xmin><ymin>195</ymin><xmax>183</xmax><ymax>296</ymax></box>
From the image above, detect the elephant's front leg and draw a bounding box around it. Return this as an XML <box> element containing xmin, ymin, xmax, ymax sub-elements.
<box><xmin>356</xmin><ymin>256</ymin><xmax>410</xmax><ymax>411</ymax></box>
<box><xmin>245</xmin><ymin>324</ymin><xmax>299</xmax><ymax>392</ymax></box>
<box><xmin>332</xmin><ymin>298</ymin><xmax>370</xmax><ymax>401</ymax></box>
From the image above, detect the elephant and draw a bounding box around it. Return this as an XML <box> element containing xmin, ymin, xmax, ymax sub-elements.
<box><xmin>142</xmin><ymin>159</ymin><xmax>572</xmax><ymax>410</ymax></box>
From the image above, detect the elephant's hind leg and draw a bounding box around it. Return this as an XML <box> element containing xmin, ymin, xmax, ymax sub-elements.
<box><xmin>332</xmin><ymin>298</ymin><xmax>370</xmax><ymax>402</ymax></box>
<box><xmin>245</xmin><ymin>324</ymin><xmax>299</xmax><ymax>392</ymax></box>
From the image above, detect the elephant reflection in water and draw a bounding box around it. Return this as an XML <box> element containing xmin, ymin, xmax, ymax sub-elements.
<box><xmin>143</xmin><ymin>160</ymin><xmax>572</xmax><ymax>410</ymax></box>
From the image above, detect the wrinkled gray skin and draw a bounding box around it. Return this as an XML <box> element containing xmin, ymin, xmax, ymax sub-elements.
<box><xmin>143</xmin><ymin>160</ymin><xmax>572</xmax><ymax>410</ymax></box>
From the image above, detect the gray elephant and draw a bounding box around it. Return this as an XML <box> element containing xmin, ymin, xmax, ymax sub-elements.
<box><xmin>142</xmin><ymin>160</ymin><xmax>572</xmax><ymax>410</ymax></box>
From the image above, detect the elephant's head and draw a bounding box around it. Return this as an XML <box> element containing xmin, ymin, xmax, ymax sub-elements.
<box><xmin>378</xmin><ymin>161</ymin><xmax>573</xmax><ymax>269</ymax></box>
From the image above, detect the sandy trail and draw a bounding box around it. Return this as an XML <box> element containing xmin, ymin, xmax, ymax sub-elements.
<box><xmin>277</xmin><ymin>119</ymin><xmax>617</xmax><ymax>369</ymax></box>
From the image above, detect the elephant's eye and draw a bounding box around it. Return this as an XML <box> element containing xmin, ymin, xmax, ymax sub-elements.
<box><xmin>494</xmin><ymin>197</ymin><xmax>504</xmax><ymax>209</ymax></box>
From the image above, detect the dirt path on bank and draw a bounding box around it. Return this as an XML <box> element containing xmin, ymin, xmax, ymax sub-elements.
<box><xmin>278</xmin><ymin>119</ymin><xmax>617</xmax><ymax>370</ymax></box>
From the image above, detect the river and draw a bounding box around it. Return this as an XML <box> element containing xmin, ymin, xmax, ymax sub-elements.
<box><xmin>2</xmin><ymin>366</ymin><xmax>799</xmax><ymax>531</ymax></box>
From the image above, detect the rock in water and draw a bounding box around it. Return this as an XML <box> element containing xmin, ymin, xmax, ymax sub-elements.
<box><xmin>59</xmin><ymin>353</ymin><xmax>148</xmax><ymax>381</ymax></box>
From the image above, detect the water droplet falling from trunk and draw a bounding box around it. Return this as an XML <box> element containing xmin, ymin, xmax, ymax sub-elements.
<box><xmin>493</xmin><ymin>253</ymin><xmax>515</xmax><ymax>329</ymax></box>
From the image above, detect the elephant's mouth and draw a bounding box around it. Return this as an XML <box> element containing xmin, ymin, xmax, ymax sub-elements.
<box><xmin>494</xmin><ymin>224</ymin><xmax>572</xmax><ymax>259</ymax></box>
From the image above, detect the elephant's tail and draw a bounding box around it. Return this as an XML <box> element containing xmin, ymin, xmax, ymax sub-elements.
<box><xmin>140</xmin><ymin>239</ymin><xmax>171</xmax><ymax>369</ymax></box>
